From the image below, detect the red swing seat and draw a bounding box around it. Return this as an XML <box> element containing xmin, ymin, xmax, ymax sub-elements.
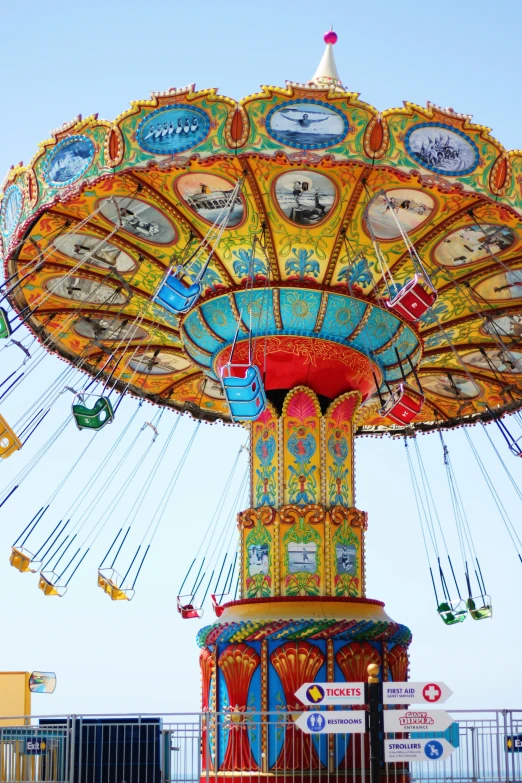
<box><xmin>210</xmin><ymin>593</ymin><xmax>231</xmax><ymax>617</ymax></box>
<box><xmin>387</xmin><ymin>275</ymin><xmax>437</xmax><ymax>323</ymax></box>
<box><xmin>177</xmin><ymin>594</ymin><xmax>203</xmax><ymax>619</ymax></box>
<box><xmin>380</xmin><ymin>383</ymin><xmax>425</xmax><ymax>425</ymax></box>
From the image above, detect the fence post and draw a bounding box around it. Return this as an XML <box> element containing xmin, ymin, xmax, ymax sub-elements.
<box><xmin>68</xmin><ymin>716</ymin><xmax>76</xmax><ymax>783</ymax></box>
<box><xmin>367</xmin><ymin>663</ymin><xmax>382</xmax><ymax>783</ymax></box>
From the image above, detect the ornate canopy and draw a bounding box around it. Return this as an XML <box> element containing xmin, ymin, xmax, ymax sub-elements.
<box><xmin>2</xmin><ymin>39</ymin><xmax>522</xmax><ymax>433</ymax></box>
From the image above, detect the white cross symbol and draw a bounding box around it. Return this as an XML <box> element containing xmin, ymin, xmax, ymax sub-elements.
<box><xmin>423</xmin><ymin>683</ymin><xmax>441</xmax><ymax>702</ymax></box>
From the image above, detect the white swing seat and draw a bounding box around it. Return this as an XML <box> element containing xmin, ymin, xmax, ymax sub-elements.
<box><xmin>177</xmin><ymin>594</ymin><xmax>203</xmax><ymax>619</ymax></box>
<box><xmin>97</xmin><ymin>568</ymin><xmax>135</xmax><ymax>601</ymax></box>
<box><xmin>387</xmin><ymin>275</ymin><xmax>437</xmax><ymax>322</ymax></box>
<box><xmin>380</xmin><ymin>383</ymin><xmax>424</xmax><ymax>425</ymax></box>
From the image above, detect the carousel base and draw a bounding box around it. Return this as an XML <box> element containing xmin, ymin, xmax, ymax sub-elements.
<box><xmin>197</xmin><ymin>597</ymin><xmax>412</xmax><ymax>780</ymax></box>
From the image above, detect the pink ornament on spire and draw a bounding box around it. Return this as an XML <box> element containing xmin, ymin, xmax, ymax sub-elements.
<box><xmin>324</xmin><ymin>30</ymin><xmax>338</xmax><ymax>45</ymax></box>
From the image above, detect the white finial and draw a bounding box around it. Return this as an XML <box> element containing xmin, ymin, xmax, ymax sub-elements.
<box><xmin>309</xmin><ymin>29</ymin><xmax>344</xmax><ymax>90</ymax></box>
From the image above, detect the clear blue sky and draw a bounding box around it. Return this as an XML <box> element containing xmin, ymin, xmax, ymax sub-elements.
<box><xmin>1</xmin><ymin>0</ymin><xmax>522</xmax><ymax>717</ymax></box>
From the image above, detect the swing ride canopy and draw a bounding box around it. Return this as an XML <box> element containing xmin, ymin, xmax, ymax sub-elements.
<box><xmin>2</xmin><ymin>37</ymin><xmax>522</xmax><ymax>433</ymax></box>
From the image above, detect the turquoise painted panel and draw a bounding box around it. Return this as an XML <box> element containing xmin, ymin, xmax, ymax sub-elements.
<box><xmin>377</xmin><ymin>332</ymin><xmax>420</xmax><ymax>368</ymax></box>
<box><xmin>183</xmin><ymin>311</ymin><xmax>221</xmax><ymax>354</ymax></box>
<box><xmin>351</xmin><ymin>308</ymin><xmax>401</xmax><ymax>353</ymax></box>
<box><xmin>183</xmin><ymin>341</ymin><xmax>212</xmax><ymax>368</ymax></box>
<box><xmin>234</xmin><ymin>289</ymin><xmax>277</xmax><ymax>335</ymax></box>
<box><xmin>200</xmin><ymin>296</ymin><xmax>238</xmax><ymax>342</ymax></box>
<box><xmin>320</xmin><ymin>295</ymin><xmax>367</xmax><ymax>341</ymax></box>
<box><xmin>279</xmin><ymin>288</ymin><xmax>322</xmax><ymax>332</ymax></box>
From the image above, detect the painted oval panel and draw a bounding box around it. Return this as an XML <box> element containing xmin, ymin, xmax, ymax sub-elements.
<box><xmin>201</xmin><ymin>378</ymin><xmax>226</xmax><ymax>399</ymax></box>
<box><xmin>75</xmin><ymin>316</ymin><xmax>147</xmax><ymax>342</ymax></box>
<box><xmin>138</xmin><ymin>106</ymin><xmax>210</xmax><ymax>155</ymax></box>
<box><xmin>43</xmin><ymin>136</ymin><xmax>95</xmax><ymax>187</ymax></box>
<box><xmin>0</xmin><ymin>185</ymin><xmax>23</xmax><ymax>238</ymax></box>
<box><xmin>474</xmin><ymin>267</ymin><xmax>522</xmax><ymax>302</ymax></box>
<box><xmin>274</xmin><ymin>170</ymin><xmax>336</xmax><ymax>226</ymax></box>
<box><xmin>433</xmin><ymin>224</ymin><xmax>516</xmax><ymax>268</ymax></box>
<box><xmin>45</xmin><ymin>275</ymin><xmax>127</xmax><ymax>305</ymax></box>
<box><xmin>98</xmin><ymin>198</ymin><xmax>176</xmax><ymax>245</ymax></box>
<box><xmin>482</xmin><ymin>312</ymin><xmax>522</xmax><ymax>339</ymax></box>
<box><xmin>176</xmin><ymin>173</ymin><xmax>245</xmax><ymax>227</ymax></box>
<box><xmin>267</xmin><ymin>100</ymin><xmax>348</xmax><ymax>149</ymax></box>
<box><xmin>463</xmin><ymin>348</ymin><xmax>522</xmax><ymax>374</ymax></box>
<box><xmin>365</xmin><ymin>189</ymin><xmax>434</xmax><ymax>240</ymax></box>
<box><xmin>128</xmin><ymin>351</ymin><xmax>191</xmax><ymax>375</ymax></box>
<box><xmin>422</xmin><ymin>373</ymin><xmax>480</xmax><ymax>399</ymax></box>
<box><xmin>55</xmin><ymin>233</ymin><xmax>137</xmax><ymax>273</ymax></box>
<box><xmin>405</xmin><ymin>123</ymin><xmax>478</xmax><ymax>175</ymax></box>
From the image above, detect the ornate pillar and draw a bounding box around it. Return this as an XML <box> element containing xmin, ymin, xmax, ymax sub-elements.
<box><xmin>198</xmin><ymin>387</ymin><xmax>412</xmax><ymax>782</ymax></box>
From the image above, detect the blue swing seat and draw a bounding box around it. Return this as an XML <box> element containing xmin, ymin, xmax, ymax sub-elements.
<box><xmin>155</xmin><ymin>271</ymin><xmax>201</xmax><ymax>315</ymax></box>
<box><xmin>221</xmin><ymin>364</ymin><xmax>266</xmax><ymax>422</ymax></box>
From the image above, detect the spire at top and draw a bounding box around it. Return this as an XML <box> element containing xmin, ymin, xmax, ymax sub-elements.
<box><xmin>309</xmin><ymin>29</ymin><xmax>344</xmax><ymax>90</ymax></box>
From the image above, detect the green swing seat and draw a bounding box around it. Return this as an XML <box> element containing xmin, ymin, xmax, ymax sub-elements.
<box><xmin>0</xmin><ymin>307</ymin><xmax>12</xmax><ymax>339</ymax></box>
<box><xmin>72</xmin><ymin>396</ymin><xmax>114</xmax><ymax>431</ymax></box>
<box><xmin>467</xmin><ymin>596</ymin><xmax>492</xmax><ymax>620</ymax></box>
<box><xmin>437</xmin><ymin>600</ymin><xmax>468</xmax><ymax>626</ymax></box>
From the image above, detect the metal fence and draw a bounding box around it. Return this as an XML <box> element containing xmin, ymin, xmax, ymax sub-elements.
<box><xmin>0</xmin><ymin>711</ymin><xmax>521</xmax><ymax>783</ymax></box>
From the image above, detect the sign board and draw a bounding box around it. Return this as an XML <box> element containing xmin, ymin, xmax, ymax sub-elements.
<box><xmin>507</xmin><ymin>736</ymin><xmax>522</xmax><ymax>752</ymax></box>
<box><xmin>383</xmin><ymin>682</ymin><xmax>453</xmax><ymax>705</ymax></box>
<box><xmin>383</xmin><ymin>709</ymin><xmax>454</xmax><ymax>733</ymax></box>
<box><xmin>385</xmin><ymin>738</ymin><xmax>456</xmax><ymax>762</ymax></box>
<box><xmin>295</xmin><ymin>710</ymin><xmax>366</xmax><ymax>735</ymax></box>
<box><xmin>295</xmin><ymin>682</ymin><xmax>365</xmax><ymax>706</ymax></box>
<box><xmin>26</xmin><ymin>738</ymin><xmax>48</xmax><ymax>755</ymax></box>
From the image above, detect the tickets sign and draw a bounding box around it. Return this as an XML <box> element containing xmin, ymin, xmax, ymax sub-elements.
<box><xmin>295</xmin><ymin>682</ymin><xmax>365</xmax><ymax>706</ymax></box>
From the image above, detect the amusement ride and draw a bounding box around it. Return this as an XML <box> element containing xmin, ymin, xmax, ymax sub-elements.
<box><xmin>1</xmin><ymin>28</ymin><xmax>522</xmax><ymax>778</ymax></box>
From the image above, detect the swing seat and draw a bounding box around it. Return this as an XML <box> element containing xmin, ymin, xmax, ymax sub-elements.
<box><xmin>177</xmin><ymin>594</ymin><xmax>203</xmax><ymax>619</ymax></box>
<box><xmin>386</xmin><ymin>275</ymin><xmax>438</xmax><ymax>323</ymax></box>
<box><xmin>467</xmin><ymin>596</ymin><xmax>492</xmax><ymax>620</ymax></box>
<box><xmin>97</xmin><ymin>568</ymin><xmax>134</xmax><ymax>601</ymax></box>
<box><xmin>10</xmin><ymin>546</ymin><xmax>41</xmax><ymax>573</ymax></box>
<box><xmin>210</xmin><ymin>593</ymin><xmax>231</xmax><ymax>617</ymax></box>
<box><xmin>508</xmin><ymin>442</ymin><xmax>522</xmax><ymax>458</ymax></box>
<box><xmin>221</xmin><ymin>364</ymin><xmax>267</xmax><ymax>422</ymax></box>
<box><xmin>72</xmin><ymin>395</ymin><xmax>114</xmax><ymax>431</ymax></box>
<box><xmin>437</xmin><ymin>600</ymin><xmax>468</xmax><ymax>625</ymax></box>
<box><xmin>380</xmin><ymin>383</ymin><xmax>425</xmax><ymax>425</ymax></box>
<box><xmin>0</xmin><ymin>415</ymin><xmax>22</xmax><ymax>459</ymax></box>
<box><xmin>0</xmin><ymin>307</ymin><xmax>11</xmax><ymax>339</ymax></box>
<box><xmin>155</xmin><ymin>272</ymin><xmax>201</xmax><ymax>315</ymax></box>
<box><xmin>38</xmin><ymin>571</ymin><xmax>67</xmax><ymax>597</ymax></box>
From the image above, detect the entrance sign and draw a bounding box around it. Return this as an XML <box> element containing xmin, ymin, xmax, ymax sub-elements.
<box><xmin>382</xmin><ymin>682</ymin><xmax>453</xmax><ymax>705</ymax></box>
<box><xmin>296</xmin><ymin>710</ymin><xmax>366</xmax><ymax>734</ymax></box>
<box><xmin>385</xmin><ymin>738</ymin><xmax>456</xmax><ymax>762</ymax></box>
<box><xmin>295</xmin><ymin>682</ymin><xmax>365</xmax><ymax>706</ymax></box>
<box><xmin>383</xmin><ymin>709</ymin><xmax>454</xmax><ymax>733</ymax></box>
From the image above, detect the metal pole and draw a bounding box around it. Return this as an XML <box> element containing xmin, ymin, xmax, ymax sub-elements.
<box><xmin>367</xmin><ymin>663</ymin><xmax>382</xmax><ymax>783</ymax></box>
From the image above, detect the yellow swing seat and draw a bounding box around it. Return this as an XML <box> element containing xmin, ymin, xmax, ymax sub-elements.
<box><xmin>467</xmin><ymin>596</ymin><xmax>492</xmax><ymax>620</ymax></box>
<box><xmin>10</xmin><ymin>546</ymin><xmax>41</xmax><ymax>573</ymax></box>
<box><xmin>38</xmin><ymin>571</ymin><xmax>67</xmax><ymax>597</ymax></box>
<box><xmin>97</xmin><ymin>568</ymin><xmax>134</xmax><ymax>601</ymax></box>
<box><xmin>0</xmin><ymin>414</ymin><xmax>22</xmax><ymax>458</ymax></box>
